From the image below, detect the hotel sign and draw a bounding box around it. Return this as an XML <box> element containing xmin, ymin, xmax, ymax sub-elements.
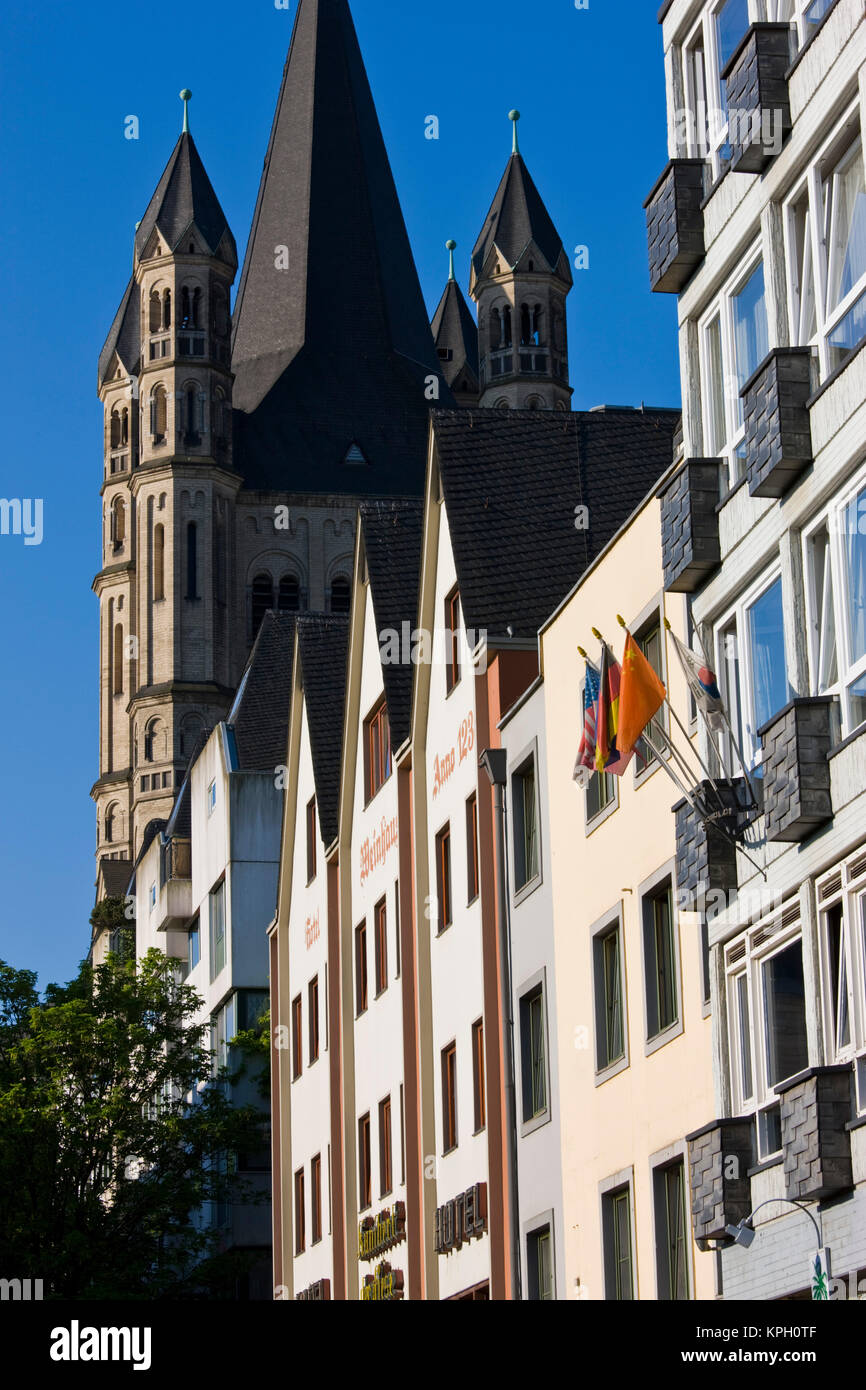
<box><xmin>434</xmin><ymin>1182</ymin><xmax>487</xmax><ymax>1255</ymax></box>
<box><xmin>361</xmin><ymin>1262</ymin><xmax>404</xmax><ymax>1301</ymax></box>
<box><xmin>296</xmin><ymin>1278</ymin><xmax>330</xmax><ymax>1301</ymax></box>
<box><xmin>358</xmin><ymin>1201</ymin><xmax>406</xmax><ymax>1262</ymax></box>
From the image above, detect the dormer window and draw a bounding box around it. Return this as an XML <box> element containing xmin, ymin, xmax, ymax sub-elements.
<box><xmin>437</xmin><ymin>347</ymin><xmax>453</xmax><ymax>362</ymax></box>
<box><xmin>345</xmin><ymin>443</ymin><xmax>367</xmax><ymax>464</ymax></box>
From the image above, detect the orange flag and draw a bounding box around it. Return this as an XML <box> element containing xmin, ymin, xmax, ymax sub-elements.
<box><xmin>618</xmin><ymin>632</ymin><xmax>666</xmax><ymax>757</ymax></box>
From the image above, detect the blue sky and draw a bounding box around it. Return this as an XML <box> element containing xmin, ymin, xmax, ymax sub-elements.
<box><xmin>0</xmin><ymin>0</ymin><xmax>679</xmax><ymax>989</ymax></box>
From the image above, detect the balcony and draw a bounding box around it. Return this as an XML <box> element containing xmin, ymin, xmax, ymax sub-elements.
<box><xmin>156</xmin><ymin>835</ymin><xmax>192</xmax><ymax>932</ymax></box>
<box><xmin>742</xmin><ymin>348</ymin><xmax>814</xmax><ymax>498</ymax></box>
<box><xmin>776</xmin><ymin>1066</ymin><xmax>853</xmax><ymax>1202</ymax></box>
<box><xmin>644</xmin><ymin>160</ymin><xmax>705</xmax><ymax>294</ymax></box>
<box><xmin>758</xmin><ymin>697</ymin><xmax>835</xmax><ymax>843</ymax></box>
<box><xmin>659</xmin><ymin>459</ymin><xmax>723</xmax><ymax>593</ymax></box>
<box><xmin>722</xmin><ymin>24</ymin><xmax>792</xmax><ymax>175</ymax></box>
<box><xmin>686</xmin><ymin>1118</ymin><xmax>754</xmax><ymax>1247</ymax></box>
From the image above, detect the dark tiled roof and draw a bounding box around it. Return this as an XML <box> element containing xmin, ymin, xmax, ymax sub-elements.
<box><xmin>432</xmin><ymin>407</ymin><xmax>680</xmax><ymax>641</ymax></box>
<box><xmin>230</xmin><ymin>612</ymin><xmax>297</xmax><ymax>771</ymax></box>
<box><xmin>472</xmin><ymin>154</ymin><xmax>566</xmax><ymax>277</ymax></box>
<box><xmin>431</xmin><ymin>279</ymin><xmax>479</xmax><ymax>390</ymax></box>
<box><xmin>360</xmin><ymin>499</ymin><xmax>424</xmax><ymax>748</ymax></box>
<box><xmin>96</xmin><ymin>858</ymin><xmax>133</xmax><ymax>901</ymax></box>
<box><xmin>230</xmin><ymin>0</ymin><xmax>450</xmax><ymax>493</ymax></box>
<box><xmin>98</xmin><ymin>278</ymin><xmax>141</xmax><ymax>387</ymax></box>
<box><xmin>165</xmin><ymin>777</ymin><xmax>192</xmax><ymax>839</ymax></box>
<box><xmin>296</xmin><ymin>614</ymin><xmax>350</xmax><ymax>848</ymax></box>
<box><xmin>134</xmin><ymin>132</ymin><xmax>235</xmax><ymax>262</ymax></box>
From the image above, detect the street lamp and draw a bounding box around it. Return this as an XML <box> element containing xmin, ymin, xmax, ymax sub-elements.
<box><xmin>725</xmin><ymin>1197</ymin><xmax>823</xmax><ymax>1250</ymax></box>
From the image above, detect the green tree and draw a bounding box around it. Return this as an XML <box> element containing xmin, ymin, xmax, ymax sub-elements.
<box><xmin>0</xmin><ymin>949</ymin><xmax>269</xmax><ymax>1299</ymax></box>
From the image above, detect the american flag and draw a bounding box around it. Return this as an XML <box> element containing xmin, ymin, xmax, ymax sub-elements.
<box><xmin>573</xmin><ymin>661</ymin><xmax>601</xmax><ymax>788</ymax></box>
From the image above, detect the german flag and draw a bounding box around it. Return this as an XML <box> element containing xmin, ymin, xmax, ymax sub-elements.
<box><xmin>595</xmin><ymin>643</ymin><xmax>632</xmax><ymax>777</ymax></box>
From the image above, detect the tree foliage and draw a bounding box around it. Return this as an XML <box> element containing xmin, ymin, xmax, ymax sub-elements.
<box><xmin>0</xmin><ymin>949</ymin><xmax>269</xmax><ymax>1299</ymax></box>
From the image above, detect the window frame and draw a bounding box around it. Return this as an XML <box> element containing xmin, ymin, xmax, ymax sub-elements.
<box><xmin>311</xmin><ymin>1153</ymin><xmax>322</xmax><ymax>1246</ymax></box>
<box><xmin>294</xmin><ymin>1167</ymin><xmax>305</xmax><ymax>1255</ymax></box>
<box><xmin>639</xmin><ymin>864</ymin><xmax>683</xmax><ymax>1053</ymax></box>
<box><xmin>306</xmin><ymin>796</ymin><xmax>317</xmax><ymax>884</ymax></box>
<box><xmin>441</xmin><ymin>1040</ymin><xmax>458</xmax><ymax>1155</ymax></box>
<box><xmin>511</xmin><ymin>744</ymin><xmax>542</xmax><ymax>899</ymax></box>
<box><xmin>802</xmin><ymin>462</ymin><xmax>866</xmax><ymax>738</ymax></box>
<box><xmin>291</xmin><ymin>993</ymin><xmax>303</xmax><ymax>1082</ymax></box>
<box><xmin>378</xmin><ymin>1095</ymin><xmax>393</xmax><ymax>1198</ymax></box>
<box><xmin>435</xmin><ymin>822</ymin><xmax>453</xmax><ymax>935</ymax></box>
<box><xmin>630</xmin><ymin>598</ymin><xmax>670</xmax><ymax>786</ymax></box>
<box><xmin>651</xmin><ymin>1148</ymin><xmax>693</xmax><ymax>1301</ymax></box>
<box><xmin>308</xmin><ymin>975</ymin><xmax>319</xmax><ymax>1066</ymax></box>
<box><xmin>445</xmin><ymin>585</ymin><xmax>461</xmax><ymax>695</ymax></box>
<box><xmin>363</xmin><ymin>697</ymin><xmax>392</xmax><ymax>805</ymax></box>
<box><xmin>600</xmin><ymin>1170</ymin><xmax>637</xmax><ymax>1301</ymax></box>
<box><xmin>209</xmin><ymin>877</ymin><xmax>226</xmax><ymax>981</ymax></box>
<box><xmin>358</xmin><ymin>1112</ymin><xmax>372</xmax><ymax>1211</ymax></box>
<box><xmin>816</xmin><ymin>854</ymin><xmax>866</xmax><ymax>1080</ymax></box>
<box><xmin>524</xmin><ymin>1212</ymin><xmax>556</xmax><ymax>1301</ymax></box>
<box><xmin>374</xmin><ymin>896</ymin><xmax>388</xmax><ymax>997</ymax></box>
<box><xmin>472</xmin><ymin>1017</ymin><xmax>486</xmax><ymax>1134</ymax></box>
<box><xmin>518</xmin><ymin>972</ymin><xmax>551</xmax><ymax>1134</ymax></box>
<box><xmin>354</xmin><ymin>920</ymin><xmax>368</xmax><ymax>1017</ymax></box>
<box><xmin>592</xmin><ymin>908</ymin><xmax>629</xmax><ymax>1082</ymax></box>
<box><xmin>466</xmin><ymin>792</ymin><xmax>480</xmax><ymax>905</ymax></box>
<box><xmin>713</xmin><ymin>564</ymin><xmax>790</xmax><ymax>773</ymax></box>
<box><xmin>698</xmin><ymin>249</ymin><xmax>769</xmax><ymax>490</ymax></box>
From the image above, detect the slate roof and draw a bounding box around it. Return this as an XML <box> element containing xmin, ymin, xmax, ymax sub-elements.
<box><xmin>98</xmin><ymin>277</ymin><xmax>141</xmax><ymax>388</ymax></box>
<box><xmin>134</xmin><ymin>132</ymin><xmax>235</xmax><ymax>263</ymax></box>
<box><xmin>296</xmin><ymin>614</ymin><xmax>350</xmax><ymax>848</ymax></box>
<box><xmin>432</xmin><ymin>407</ymin><xmax>680</xmax><ymax>641</ymax></box>
<box><xmin>165</xmin><ymin>776</ymin><xmax>192</xmax><ymax>839</ymax></box>
<box><xmin>230</xmin><ymin>0</ymin><xmax>450</xmax><ymax>493</ymax></box>
<box><xmin>472</xmin><ymin>153</ymin><xmax>567</xmax><ymax>278</ymax></box>
<box><xmin>360</xmin><ymin>499</ymin><xmax>424</xmax><ymax>749</ymax></box>
<box><xmin>431</xmin><ymin>279</ymin><xmax>479</xmax><ymax>390</ymax></box>
<box><xmin>230</xmin><ymin>612</ymin><xmax>297</xmax><ymax>771</ymax></box>
<box><xmin>96</xmin><ymin>857</ymin><xmax>133</xmax><ymax>901</ymax></box>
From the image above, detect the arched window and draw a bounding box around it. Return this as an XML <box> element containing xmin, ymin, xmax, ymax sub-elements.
<box><xmin>120</xmin><ymin>407</ymin><xmax>129</xmax><ymax>446</ymax></box>
<box><xmin>111</xmin><ymin>497</ymin><xmax>126</xmax><ymax>550</ymax></box>
<box><xmin>110</xmin><ymin>409</ymin><xmax>121</xmax><ymax>449</ymax></box>
<box><xmin>144</xmin><ymin>718</ymin><xmax>164</xmax><ymax>762</ymax></box>
<box><xmin>278</xmin><ymin>574</ymin><xmax>301</xmax><ymax>612</ymax></box>
<box><xmin>183</xmin><ymin>385</ymin><xmax>200</xmax><ymax>443</ymax></box>
<box><xmin>153</xmin><ymin>523</ymin><xmax>165</xmax><ymax>601</ymax></box>
<box><xmin>213</xmin><ymin>286</ymin><xmax>229</xmax><ymax>338</ymax></box>
<box><xmin>149</xmin><ymin>289</ymin><xmax>161</xmax><ymax>333</ymax></box>
<box><xmin>330</xmin><ymin>575</ymin><xmax>351</xmax><ymax>614</ymax></box>
<box><xmin>502</xmin><ymin>305</ymin><xmax>512</xmax><ymax>347</ymax></box>
<box><xmin>490</xmin><ymin>306</ymin><xmax>501</xmax><ymax>348</ymax></box>
<box><xmin>186</xmin><ymin>522</ymin><xmax>198</xmax><ymax>599</ymax></box>
<box><xmin>163</xmin><ymin>288</ymin><xmax>171</xmax><ymax>329</ymax></box>
<box><xmin>105</xmin><ymin>803</ymin><xmax>118</xmax><ymax>844</ymax></box>
<box><xmin>113</xmin><ymin>624</ymin><xmax>124</xmax><ymax>695</ymax></box>
<box><xmin>520</xmin><ymin>304</ymin><xmax>542</xmax><ymax>347</ymax></box>
<box><xmin>181</xmin><ymin>286</ymin><xmax>191</xmax><ymax>327</ymax></box>
<box><xmin>251</xmin><ymin>573</ymin><xmax>274</xmax><ymax>637</ymax></box>
<box><xmin>150</xmin><ymin>386</ymin><xmax>167</xmax><ymax>441</ymax></box>
<box><xmin>191</xmin><ymin>287</ymin><xmax>201</xmax><ymax>329</ymax></box>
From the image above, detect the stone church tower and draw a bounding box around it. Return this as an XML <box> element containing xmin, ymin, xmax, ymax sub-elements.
<box><xmin>92</xmin><ymin>0</ymin><xmax>450</xmax><ymax>889</ymax></box>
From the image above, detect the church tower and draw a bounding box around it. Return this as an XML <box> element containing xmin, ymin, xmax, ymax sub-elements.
<box><xmin>470</xmin><ymin>112</ymin><xmax>573</xmax><ymax>411</ymax></box>
<box><xmin>94</xmin><ymin>92</ymin><xmax>238</xmax><ymax>869</ymax></box>
<box><xmin>431</xmin><ymin>240</ymin><xmax>480</xmax><ymax>407</ymax></box>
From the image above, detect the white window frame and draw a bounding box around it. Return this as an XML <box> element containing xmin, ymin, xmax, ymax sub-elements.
<box><xmin>784</xmin><ymin>116</ymin><xmax>866</xmax><ymax>382</ymax></box>
<box><xmin>679</xmin><ymin>0</ymin><xmax>755</xmax><ymax>179</ymax></box>
<box><xmin>816</xmin><ymin>854</ymin><xmax>866</xmax><ymax>1087</ymax></box>
<box><xmin>713</xmin><ymin>564</ymin><xmax>788</xmax><ymax>772</ymax></box>
<box><xmin>698</xmin><ymin>249</ymin><xmax>768</xmax><ymax>489</ymax></box>
<box><xmin>761</xmin><ymin>0</ymin><xmax>836</xmax><ymax>48</ymax></box>
<box><xmin>802</xmin><ymin>461</ymin><xmax>866</xmax><ymax>737</ymax></box>
<box><xmin>725</xmin><ymin>899</ymin><xmax>808</xmax><ymax>1160</ymax></box>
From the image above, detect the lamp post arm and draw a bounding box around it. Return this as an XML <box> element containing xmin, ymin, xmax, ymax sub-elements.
<box><xmin>744</xmin><ymin>1198</ymin><xmax>823</xmax><ymax>1249</ymax></box>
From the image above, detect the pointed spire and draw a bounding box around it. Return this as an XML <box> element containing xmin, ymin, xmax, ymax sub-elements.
<box><xmin>431</xmin><ymin>244</ymin><xmax>479</xmax><ymax>404</ymax></box>
<box><xmin>446</xmin><ymin>239</ymin><xmax>457</xmax><ymax>283</ymax></box>
<box><xmin>134</xmin><ymin>118</ymin><xmax>236</xmax><ymax>266</ymax></box>
<box><xmin>180</xmin><ymin>88</ymin><xmax>192</xmax><ymax>133</ymax></box>
<box><xmin>230</xmin><ymin>0</ymin><xmax>449</xmax><ymax>492</ymax></box>
<box><xmin>509</xmin><ymin>109</ymin><xmax>520</xmax><ymax>155</ymax></box>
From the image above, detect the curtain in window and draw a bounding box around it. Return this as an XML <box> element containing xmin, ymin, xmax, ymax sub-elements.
<box><xmin>747</xmin><ymin>578</ymin><xmax>789</xmax><ymax>736</ymax></box>
<box><xmin>844</xmin><ymin>489</ymin><xmax>866</xmax><ymax>663</ymax></box>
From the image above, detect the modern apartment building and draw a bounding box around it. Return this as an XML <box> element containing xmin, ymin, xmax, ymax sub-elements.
<box><xmin>648</xmin><ymin>0</ymin><xmax>866</xmax><ymax>1299</ymax></box>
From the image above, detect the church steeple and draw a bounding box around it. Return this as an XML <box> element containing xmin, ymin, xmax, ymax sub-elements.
<box><xmin>230</xmin><ymin>0</ymin><xmax>449</xmax><ymax>492</ymax></box>
<box><xmin>471</xmin><ymin>112</ymin><xmax>573</xmax><ymax>411</ymax></box>
<box><xmin>431</xmin><ymin>241</ymin><xmax>480</xmax><ymax>407</ymax></box>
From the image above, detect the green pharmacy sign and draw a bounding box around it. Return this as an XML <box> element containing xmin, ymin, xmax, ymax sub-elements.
<box><xmin>811</xmin><ymin>1249</ymin><xmax>831</xmax><ymax>1301</ymax></box>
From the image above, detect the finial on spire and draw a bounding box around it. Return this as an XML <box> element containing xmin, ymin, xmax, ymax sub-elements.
<box><xmin>509</xmin><ymin>109</ymin><xmax>521</xmax><ymax>155</ymax></box>
<box><xmin>180</xmin><ymin>89</ymin><xmax>192</xmax><ymax>134</ymax></box>
<box><xmin>446</xmin><ymin>239</ymin><xmax>457</xmax><ymax>282</ymax></box>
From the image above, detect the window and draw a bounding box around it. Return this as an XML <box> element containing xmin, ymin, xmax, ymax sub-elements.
<box><xmin>700</xmin><ymin>257</ymin><xmax>769</xmax><ymax>488</ymax></box>
<box><xmin>329</xmin><ymin>575</ymin><xmax>351</xmax><ymax>614</ymax></box>
<box><xmin>153</xmin><ymin>523</ymin><xmax>165</xmax><ymax>601</ymax></box>
<box><xmin>512</xmin><ymin>755</ymin><xmax>540</xmax><ymax>892</ymax></box>
<box><xmin>445</xmin><ymin>586</ymin><xmax>461</xmax><ymax>694</ymax></box>
<box><xmin>594</xmin><ymin>920</ymin><xmax>625</xmax><ymax>1072</ymax></box>
<box><xmin>586</xmin><ymin>765</ymin><xmax>616</xmax><ymax>824</ymax></box>
<box><xmin>143</xmin><ymin>718</ymin><xmax>163</xmax><ymax>763</ymax></box>
<box><xmin>210</xmin><ymin>880</ymin><xmax>226</xmax><ymax>980</ymax></box>
<box><xmin>435</xmin><ymin>824</ymin><xmax>452</xmax><ymax>933</ymax></box>
<box><xmin>186</xmin><ymin>522</ymin><xmax>198</xmax><ymax>599</ymax></box>
<box><xmin>633</xmin><ymin>619</ymin><xmax>667</xmax><ymax>777</ymax></box>
<box><xmin>308</xmin><ymin>976</ymin><xmax>319</xmax><ymax>1064</ymax></box>
<box><xmin>726</xmin><ymin>902</ymin><xmax>809</xmax><ymax>1158</ymax></box>
<box><xmin>113</xmin><ymin>623</ymin><xmax>124</xmax><ymax>695</ymax></box>
<box><xmin>207</xmin><ymin>779</ymin><xmax>216</xmax><ymax>815</ymax></box>
<box><xmin>311</xmin><ymin>1153</ymin><xmax>322</xmax><ymax>1245</ymax></box>
<box><xmin>306</xmin><ymin>797</ymin><xmax>317</xmax><ymax>883</ymax></box>
<box><xmin>520</xmin><ymin>983</ymin><xmax>549</xmax><ymax>1124</ymax></box>
<box><xmin>211</xmin><ymin>995</ymin><xmax>236</xmax><ymax>1081</ymax></box>
<box><xmin>379</xmin><ymin>1096</ymin><xmax>392</xmax><ymax>1196</ymax></box>
<box><xmin>466</xmin><ymin>793</ymin><xmax>479</xmax><ymax>903</ymax></box>
<box><xmin>394</xmin><ymin>879</ymin><xmax>401</xmax><ymax>978</ymax></box>
<box><xmin>643</xmin><ymin>881</ymin><xmax>679</xmax><ymax>1040</ymax></box>
<box><xmin>355</xmin><ymin>921</ymin><xmax>368</xmax><ymax>1015</ymax></box>
<box><xmin>817</xmin><ymin>854</ymin><xmax>866</xmax><ymax>1071</ymax></box>
<box><xmin>364</xmin><ymin>698</ymin><xmax>391</xmax><ymax>802</ymax></box>
<box><xmin>654</xmin><ymin>1160</ymin><xmax>690</xmax><ymax>1300</ymax></box>
<box><xmin>150</xmin><ymin>385</ymin><xmax>167</xmax><ymax>441</ymax></box>
<box><xmin>187</xmin><ymin>917</ymin><xmax>200</xmax><ymax>973</ymax></box>
<box><xmin>786</xmin><ymin>135</ymin><xmax>866</xmax><ymax>379</ymax></box>
<box><xmin>441</xmin><ymin>1042</ymin><xmax>458</xmax><ymax>1153</ymax></box>
<box><xmin>678</xmin><ymin>0</ymin><xmax>750</xmax><ymax>178</ymax></box>
<box><xmin>358</xmin><ymin>1113</ymin><xmax>371</xmax><ymax>1210</ymax></box>
<box><xmin>472</xmin><ymin>1018</ymin><xmax>486</xmax><ymax>1132</ymax></box>
<box><xmin>111</xmin><ymin>497</ymin><xmax>126</xmax><ymax>551</ymax></box>
<box><xmin>527</xmin><ymin>1224</ymin><xmax>553</xmax><ymax>1301</ymax></box>
<box><xmin>294</xmin><ymin>1168</ymin><xmax>305</xmax><ymax>1255</ymax></box>
<box><xmin>602</xmin><ymin>1185</ymin><xmax>635</xmax><ymax>1300</ymax></box>
<box><xmin>278</xmin><ymin>573</ymin><xmax>301</xmax><ymax>612</ymax></box>
<box><xmin>804</xmin><ymin>471</ymin><xmax>866</xmax><ymax>736</ymax></box>
<box><xmin>292</xmin><ymin>994</ymin><xmax>302</xmax><ymax>1080</ymax></box>
<box><xmin>374</xmin><ymin>897</ymin><xmax>388</xmax><ymax>996</ymax></box>
<box><xmin>251</xmin><ymin>574</ymin><xmax>273</xmax><ymax>639</ymax></box>
<box><xmin>715</xmin><ymin>571</ymin><xmax>790</xmax><ymax>772</ymax></box>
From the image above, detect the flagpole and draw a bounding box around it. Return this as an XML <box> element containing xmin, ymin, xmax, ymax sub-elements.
<box><xmin>667</xmin><ymin>616</ymin><xmax>759</xmax><ymax>808</ymax></box>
